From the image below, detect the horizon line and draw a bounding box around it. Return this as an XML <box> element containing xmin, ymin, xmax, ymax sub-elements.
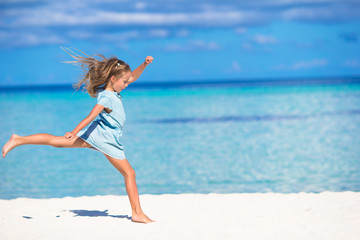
<box><xmin>1</xmin><ymin>74</ymin><xmax>360</xmax><ymax>91</ymax></box>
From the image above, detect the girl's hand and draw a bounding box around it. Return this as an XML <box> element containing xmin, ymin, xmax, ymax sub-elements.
<box><xmin>145</xmin><ymin>56</ymin><xmax>153</xmax><ymax>65</ymax></box>
<box><xmin>65</xmin><ymin>132</ymin><xmax>75</xmax><ymax>140</ymax></box>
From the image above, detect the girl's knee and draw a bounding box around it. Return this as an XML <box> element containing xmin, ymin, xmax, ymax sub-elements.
<box><xmin>124</xmin><ymin>167</ymin><xmax>136</xmax><ymax>178</ymax></box>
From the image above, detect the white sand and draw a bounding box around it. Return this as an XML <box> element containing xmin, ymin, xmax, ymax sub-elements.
<box><xmin>1</xmin><ymin>192</ymin><xmax>359</xmax><ymax>240</ymax></box>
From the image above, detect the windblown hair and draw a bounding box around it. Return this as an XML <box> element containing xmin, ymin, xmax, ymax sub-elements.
<box><xmin>60</xmin><ymin>47</ymin><xmax>131</xmax><ymax>97</ymax></box>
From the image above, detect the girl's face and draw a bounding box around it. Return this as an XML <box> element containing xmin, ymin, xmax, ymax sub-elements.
<box><xmin>112</xmin><ymin>71</ymin><xmax>132</xmax><ymax>92</ymax></box>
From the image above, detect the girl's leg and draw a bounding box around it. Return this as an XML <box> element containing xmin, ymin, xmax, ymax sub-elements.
<box><xmin>2</xmin><ymin>133</ymin><xmax>91</xmax><ymax>157</ymax></box>
<box><xmin>104</xmin><ymin>154</ymin><xmax>153</xmax><ymax>224</ymax></box>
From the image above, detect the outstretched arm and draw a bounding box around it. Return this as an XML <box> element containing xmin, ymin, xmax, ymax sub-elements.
<box><xmin>128</xmin><ymin>56</ymin><xmax>154</xmax><ymax>84</ymax></box>
<box><xmin>65</xmin><ymin>104</ymin><xmax>105</xmax><ymax>140</ymax></box>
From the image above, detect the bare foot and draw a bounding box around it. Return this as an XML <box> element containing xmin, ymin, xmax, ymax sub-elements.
<box><xmin>131</xmin><ymin>212</ymin><xmax>154</xmax><ymax>224</ymax></box>
<box><xmin>2</xmin><ymin>134</ymin><xmax>20</xmax><ymax>158</ymax></box>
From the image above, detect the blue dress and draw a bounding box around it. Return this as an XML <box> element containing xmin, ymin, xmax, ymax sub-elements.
<box><xmin>76</xmin><ymin>89</ymin><xmax>126</xmax><ymax>160</ymax></box>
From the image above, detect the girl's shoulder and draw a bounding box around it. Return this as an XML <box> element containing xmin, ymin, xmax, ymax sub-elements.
<box><xmin>97</xmin><ymin>89</ymin><xmax>112</xmax><ymax>99</ymax></box>
<box><xmin>97</xmin><ymin>90</ymin><xmax>122</xmax><ymax>102</ymax></box>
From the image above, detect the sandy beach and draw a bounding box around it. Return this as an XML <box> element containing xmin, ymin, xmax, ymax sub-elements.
<box><xmin>1</xmin><ymin>191</ymin><xmax>359</xmax><ymax>240</ymax></box>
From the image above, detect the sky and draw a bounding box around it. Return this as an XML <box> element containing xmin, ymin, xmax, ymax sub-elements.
<box><xmin>0</xmin><ymin>0</ymin><xmax>360</xmax><ymax>86</ymax></box>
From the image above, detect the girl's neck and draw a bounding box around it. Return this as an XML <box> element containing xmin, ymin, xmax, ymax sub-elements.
<box><xmin>104</xmin><ymin>85</ymin><xmax>115</xmax><ymax>92</ymax></box>
<box><xmin>105</xmin><ymin>88</ymin><xmax>114</xmax><ymax>92</ymax></box>
<box><xmin>105</xmin><ymin>83</ymin><xmax>122</xmax><ymax>93</ymax></box>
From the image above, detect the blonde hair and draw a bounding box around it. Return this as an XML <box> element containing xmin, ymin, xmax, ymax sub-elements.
<box><xmin>60</xmin><ymin>47</ymin><xmax>131</xmax><ymax>97</ymax></box>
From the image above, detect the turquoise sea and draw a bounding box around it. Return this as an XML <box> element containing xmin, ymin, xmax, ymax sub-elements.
<box><xmin>1</xmin><ymin>77</ymin><xmax>360</xmax><ymax>199</ymax></box>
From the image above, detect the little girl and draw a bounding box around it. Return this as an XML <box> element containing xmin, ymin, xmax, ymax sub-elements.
<box><xmin>2</xmin><ymin>47</ymin><xmax>154</xmax><ymax>224</ymax></box>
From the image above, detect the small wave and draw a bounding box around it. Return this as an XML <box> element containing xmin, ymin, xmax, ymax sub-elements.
<box><xmin>140</xmin><ymin>109</ymin><xmax>360</xmax><ymax>124</ymax></box>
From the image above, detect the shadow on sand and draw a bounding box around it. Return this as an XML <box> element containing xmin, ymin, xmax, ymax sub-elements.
<box><xmin>69</xmin><ymin>209</ymin><xmax>131</xmax><ymax>220</ymax></box>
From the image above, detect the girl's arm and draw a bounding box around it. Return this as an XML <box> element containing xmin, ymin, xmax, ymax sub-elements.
<box><xmin>65</xmin><ymin>104</ymin><xmax>105</xmax><ymax>140</ymax></box>
<box><xmin>128</xmin><ymin>56</ymin><xmax>153</xmax><ymax>84</ymax></box>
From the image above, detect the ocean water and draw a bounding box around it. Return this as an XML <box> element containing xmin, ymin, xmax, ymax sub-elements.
<box><xmin>1</xmin><ymin>79</ymin><xmax>360</xmax><ymax>199</ymax></box>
